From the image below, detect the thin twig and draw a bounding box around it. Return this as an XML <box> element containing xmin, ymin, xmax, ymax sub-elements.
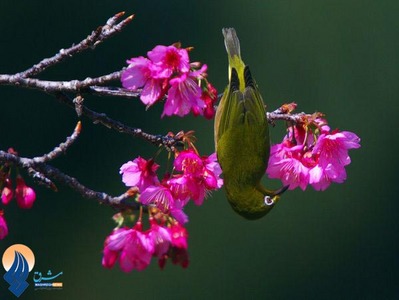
<box><xmin>0</xmin><ymin>72</ymin><xmax>144</xmax><ymax>98</ymax></box>
<box><xmin>55</xmin><ymin>92</ymin><xmax>183</xmax><ymax>150</ymax></box>
<box><xmin>27</xmin><ymin>167</ymin><xmax>57</xmax><ymax>191</ymax></box>
<box><xmin>0</xmin><ymin>71</ymin><xmax>123</xmax><ymax>93</ymax></box>
<box><xmin>16</xmin><ymin>12</ymin><xmax>134</xmax><ymax>78</ymax></box>
<box><xmin>88</xmin><ymin>86</ymin><xmax>142</xmax><ymax>98</ymax></box>
<box><xmin>32</xmin><ymin>121</ymin><xmax>82</xmax><ymax>164</ymax></box>
<box><xmin>266</xmin><ymin>103</ymin><xmax>315</xmax><ymax>126</ymax></box>
<box><xmin>0</xmin><ymin>151</ymin><xmax>139</xmax><ymax>210</ymax></box>
<box><xmin>267</xmin><ymin>111</ymin><xmax>307</xmax><ymax>125</ymax></box>
<box><xmin>33</xmin><ymin>162</ymin><xmax>138</xmax><ymax>209</ymax></box>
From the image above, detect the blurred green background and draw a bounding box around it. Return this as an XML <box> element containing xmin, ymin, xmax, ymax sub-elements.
<box><xmin>0</xmin><ymin>0</ymin><xmax>398</xmax><ymax>299</ymax></box>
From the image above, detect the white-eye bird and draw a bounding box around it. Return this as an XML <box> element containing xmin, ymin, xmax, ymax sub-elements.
<box><xmin>214</xmin><ymin>28</ymin><xmax>288</xmax><ymax>220</ymax></box>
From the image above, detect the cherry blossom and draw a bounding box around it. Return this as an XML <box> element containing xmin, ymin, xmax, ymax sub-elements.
<box><xmin>140</xmin><ymin>184</ymin><xmax>175</xmax><ymax>213</ymax></box>
<box><xmin>147</xmin><ymin>45</ymin><xmax>190</xmax><ymax>78</ymax></box>
<box><xmin>1</xmin><ymin>178</ymin><xmax>13</xmax><ymax>205</ymax></box>
<box><xmin>148</xmin><ymin>217</ymin><xmax>172</xmax><ymax>258</ymax></box>
<box><xmin>102</xmin><ymin>215</ymin><xmax>190</xmax><ymax>272</ymax></box>
<box><xmin>15</xmin><ymin>176</ymin><xmax>36</xmax><ymax>209</ymax></box>
<box><xmin>162</xmin><ymin>71</ymin><xmax>205</xmax><ymax>117</ymax></box>
<box><xmin>120</xmin><ymin>157</ymin><xmax>160</xmax><ymax>192</ymax></box>
<box><xmin>102</xmin><ymin>222</ymin><xmax>155</xmax><ymax>272</ymax></box>
<box><xmin>121</xmin><ymin>44</ymin><xmax>216</xmax><ymax>118</ymax></box>
<box><xmin>267</xmin><ymin>119</ymin><xmax>360</xmax><ymax>191</ymax></box>
<box><xmin>173</xmin><ymin>150</ymin><xmax>223</xmax><ymax>205</ymax></box>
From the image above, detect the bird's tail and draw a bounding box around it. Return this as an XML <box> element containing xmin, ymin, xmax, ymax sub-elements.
<box><xmin>222</xmin><ymin>28</ymin><xmax>241</xmax><ymax>59</ymax></box>
<box><xmin>222</xmin><ymin>28</ymin><xmax>246</xmax><ymax>90</ymax></box>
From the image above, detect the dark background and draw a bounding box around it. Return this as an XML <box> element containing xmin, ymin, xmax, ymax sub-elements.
<box><xmin>0</xmin><ymin>1</ymin><xmax>398</xmax><ymax>299</ymax></box>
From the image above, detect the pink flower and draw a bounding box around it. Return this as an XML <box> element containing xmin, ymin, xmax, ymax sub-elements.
<box><xmin>0</xmin><ymin>212</ymin><xmax>8</xmax><ymax>240</ymax></box>
<box><xmin>266</xmin><ymin>122</ymin><xmax>360</xmax><ymax>191</ymax></box>
<box><xmin>140</xmin><ymin>182</ymin><xmax>189</xmax><ymax>224</ymax></box>
<box><xmin>120</xmin><ymin>229</ymin><xmax>154</xmax><ymax>272</ymax></box>
<box><xmin>122</xmin><ymin>44</ymin><xmax>217</xmax><ymax>119</ymax></box>
<box><xmin>102</xmin><ymin>246</ymin><xmax>119</xmax><ymax>269</ymax></box>
<box><xmin>172</xmin><ymin>150</ymin><xmax>223</xmax><ymax>205</ymax></box>
<box><xmin>167</xmin><ymin>222</ymin><xmax>189</xmax><ymax>269</ymax></box>
<box><xmin>148</xmin><ymin>218</ymin><xmax>171</xmax><ymax>257</ymax></box>
<box><xmin>199</xmin><ymin>83</ymin><xmax>218</xmax><ymax>119</ymax></box>
<box><xmin>102</xmin><ymin>227</ymin><xmax>132</xmax><ymax>269</ymax></box>
<box><xmin>15</xmin><ymin>176</ymin><xmax>36</xmax><ymax>209</ymax></box>
<box><xmin>105</xmin><ymin>228</ymin><xmax>132</xmax><ymax>252</ymax></box>
<box><xmin>122</xmin><ymin>57</ymin><xmax>151</xmax><ymax>89</ymax></box>
<box><xmin>308</xmin><ymin>130</ymin><xmax>360</xmax><ymax>190</ymax></box>
<box><xmin>169</xmin><ymin>222</ymin><xmax>188</xmax><ymax>250</ymax></box>
<box><xmin>309</xmin><ymin>164</ymin><xmax>346</xmax><ymax>191</ymax></box>
<box><xmin>204</xmin><ymin>153</ymin><xmax>224</xmax><ymax>189</ymax></box>
<box><xmin>147</xmin><ymin>45</ymin><xmax>190</xmax><ymax>78</ymax></box>
<box><xmin>121</xmin><ymin>57</ymin><xmax>165</xmax><ymax>106</ymax></box>
<box><xmin>120</xmin><ymin>157</ymin><xmax>160</xmax><ymax>192</ymax></box>
<box><xmin>267</xmin><ymin>142</ymin><xmax>309</xmax><ymax>190</ymax></box>
<box><xmin>313</xmin><ymin>131</ymin><xmax>361</xmax><ymax>168</ymax></box>
<box><xmin>169</xmin><ymin>199</ymin><xmax>189</xmax><ymax>224</ymax></box>
<box><xmin>102</xmin><ymin>223</ymin><xmax>155</xmax><ymax>272</ymax></box>
<box><xmin>140</xmin><ymin>185</ymin><xmax>175</xmax><ymax>212</ymax></box>
<box><xmin>174</xmin><ymin>149</ymin><xmax>204</xmax><ymax>177</ymax></box>
<box><xmin>162</xmin><ymin>72</ymin><xmax>206</xmax><ymax>117</ymax></box>
<box><xmin>120</xmin><ymin>151</ymin><xmax>222</xmax><ymax>226</ymax></box>
<box><xmin>158</xmin><ymin>221</ymin><xmax>189</xmax><ymax>269</ymax></box>
<box><xmin>167</xmin><ymin>175</ymin><xmax>191</xmax><ymax>203</ymax></box>
<box><xmin>1</xmin><ymin>179</ymin><xmax>13</xmax><ymax>205</ymax></box>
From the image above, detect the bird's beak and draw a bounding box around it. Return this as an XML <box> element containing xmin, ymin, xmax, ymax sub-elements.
<box><xmin>274</xmin><ymin>185</ymin><xmax>289</xmax><ymax>196</ymax></box>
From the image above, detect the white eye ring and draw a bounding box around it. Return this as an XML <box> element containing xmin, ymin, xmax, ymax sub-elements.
<box><xmin>264</xmin><ymin>196</ymin><xmax>274</xmax><ymax>206</ymax></box>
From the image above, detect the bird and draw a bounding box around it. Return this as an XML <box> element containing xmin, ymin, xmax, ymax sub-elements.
<box><xmin>214</xmin><ymin>28</ymin><xmax>288</xmax><ymax>220</ymax></box>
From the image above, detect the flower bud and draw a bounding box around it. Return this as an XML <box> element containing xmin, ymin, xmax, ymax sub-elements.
<box><xmin>15</xmin><ymin>176</ymin><xmax>36</xmax><ymax>209</ymax></box>
<box><xmin>1</xmin><ymin>179</ymin><xmax>13</xmax><ymax>205</ymax></box>
<box><xmin>0</xmin><ymin>212</ymin><xmax>8</xmax><ymax>240</ymax></box>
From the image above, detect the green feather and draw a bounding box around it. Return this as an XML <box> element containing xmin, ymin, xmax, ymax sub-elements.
<box><xmin>215</xmin><ymin>28</ymin><xmax>287</xmax><ymax>220</ymax></box>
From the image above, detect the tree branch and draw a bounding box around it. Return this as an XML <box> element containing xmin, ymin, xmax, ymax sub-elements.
<box><xmin>266</xmin><ymin>103</ymin><xmax>318</xmax><ymax>126</ymax></box>
<box><xmin>32</xmin><ymin>121</ymin><xmax>82</xmax><ymax>164</ymax></box>
<box><xmin>0</xmin><ymin>150</ymin><xmax>139</xmax><ymax>210</ymax></box>
<box><xmin>55</xmin><ymin>92</ymin><xmax>183</xmax><ymax>150</ymax></box>
<box><xmin>16</xmin><ymin>12</ymin><xmax>134</xmax><ymax>78</ymax></box>
<box><xmin>0</xmin><ymin>71</ymin><xmax>123</xmax><ymax>93</ymax></box>
<box><xmin>267</xmin><ymin>111</ymin><xmax>308</xmax><ymax>125</ymax></box>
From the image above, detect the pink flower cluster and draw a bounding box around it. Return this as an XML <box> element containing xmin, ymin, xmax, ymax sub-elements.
<box><xmin>103</xmin><ymin>148</ymin><xmax>222</xmax><ymax>272</ymax></box>
<box><xmin>266</xmin><ymin>119</ymin><xmax>360</xmax><ymax>191</ymax></box>
<box><xmin>0</xmin><ymin>148</ymin><xmax>37</xmax><ymax>240</ymax></box>
<box><xmin>102</xmin><ymin>218</ymin><xmax>188</xmax><ymax>272</ymax></box>
<box><xmin>120</xmin><ymin>150</ymin><xmax>223</xmax><ymax>224</ymax></box>
<box><xmin>121</xmin><ymin>44</ymin><xmax>217</xmax><ymax>119</ymax></box>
